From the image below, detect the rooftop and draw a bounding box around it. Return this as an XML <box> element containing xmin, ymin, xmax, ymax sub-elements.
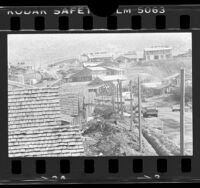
<box><xmin>144</xmin><ymin>46</ymin><xmax>172</xmax><ymax>51</ymax></box>
<box><xmin>104</xmin><ymin>66</ymin><xmax>122</xmax><ymax>71</ymax></box>
<box><xmin>88</xmin><ymin>77</ymin><xmax>104</xmax><ymax>87</ymax></box>
<box><xmin>142</xmin><ymin>82</ymin><xmax>162</xmax><ymax>88</ymax></box>
<box><xmin>87</xmin><ymin>67</ymin><xmax>107</xmax><ymax>71</ymax></box>
<box><xmin>8</xmin><ymin>80</ymin><xmax>37</xmax><ymax>90</ymax></box>
<box><xmin>123</xmin><ymin>54</ymin><xmax>137</xmax><ymax>59</ymax></box>
<box><xmin>86</xmin><ymin>52</ymin><xmax>113</xmax><ymax>59</ymax></box>
<box><xmin>163</xmin><ymin>73</ymin><xmax>179</xmax><ymax>81</ymax></box>
<box><xmin>83</xmin><ymin>62</ymin><xmax>104</xmax><ymax>67</ymax></box>
<box><xmin>96</xmin><ymin>60</ymin><xmax>118</xmax><ymax>67</ymax></box>
<box><xmin>163</xmin><ymin>72</ymin><xmax>192</xmax><ymax>81</ymax></box>
<box><xmin>48</xmin><ymin>58</ymin><xmax>78</xmax><ymax>67</ymax></box>
<box><xmin>98</xmin><ymin>75</ymin><xmax>127</xmax><ymax>82</ymax></box>
<box><xmin>8</xmin><ymin>87</ymin><xmax>84</xmax><ymax>157</ymax></box>
<box><xmin>70</xmin><ymin>68</ymin><xmax>92</xmax><ymax>78</ymax></box>
<box><xmin>125</xmin><ymin>51</ymin><xmax>137</xmax><ymax>55</ymax></box>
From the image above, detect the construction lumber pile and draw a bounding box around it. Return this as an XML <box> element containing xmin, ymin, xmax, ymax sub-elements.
<box><xmin>60</xmin><ymin>92</ymin><xmax>80</xmax><ymax>116</ymax></box>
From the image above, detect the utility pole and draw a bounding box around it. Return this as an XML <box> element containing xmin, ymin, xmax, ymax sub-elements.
<box><xmin>35</xmin><ymin>63</ymin><xmax>37</xmax><ymax>78</ymax></box>
<box><xmin>116</xmin><ymin>81</ymin><xmax>119</xmax><ymax>112</ymax></box>
<box><xmin>162</xmin><ymin>120</ymin><xmax>164</xmax><ymax>134</ymax></box>
<box><xmin>180</xmin><ymin>68</ymin><xmax>185</xmax><ymax>155</ymax></box>
<box><xmin>129</xmin><ymin>80</ymin><xmax>134</xmax><ymax>131</ymax></box>
<box><xmin>119</xmin><ymin>80</ymin><xmax>123</xmax><ymax>117</ymax></box>
<box><xmin>138</xmin><ymin>76</ymin><xmax>142</xmax><ymax>151</ymax></box>
<box><xmin>112</xmin><ymin>86</ymin><xmax>115</xmax><ymax>111</ymax></box>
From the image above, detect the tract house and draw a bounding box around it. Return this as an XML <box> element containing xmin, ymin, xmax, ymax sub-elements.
<box><xmin>68</xmin><ymin>67</ymin><xmax>107</xmax><ymax>82</ymax></box>
<box><xmin>144</xmin><ymin>46</ymin><xmax>172</xmax><ymax>61</ymax></box>
<box><xmin>80</xmin><ymin>52</ymin><xmax>113</xmax><ymax>62</ymax></box>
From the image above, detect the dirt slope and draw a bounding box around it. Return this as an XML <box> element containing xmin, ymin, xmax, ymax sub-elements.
<box><xmin>82</xmin><ymin>119</ymin><xmax>157</xmax><ymax>156</ymax></box>
<box><xmin>126</xmin><ymin>57</ymin><xmax>192</xmax><ymax>82</ymax></box>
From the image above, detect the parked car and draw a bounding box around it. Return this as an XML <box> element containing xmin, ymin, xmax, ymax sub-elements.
<box><xmin>171</xmin><ymin>104</ymin><xmax>180</xmax><ymax>112</ymax></box>
<box><xmin>171</xmin><ymin>104</ymin><xmax>190</xmax><ymax>112</ymax></box>
<box><xmin>143</xmin><ymin>107</ymin><xmax>158</xmax><ymax>118</ymax></box>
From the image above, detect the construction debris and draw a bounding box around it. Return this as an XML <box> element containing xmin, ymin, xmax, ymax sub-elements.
<box><xmin>82</xmin><ymin>116</ymin><xmax>157</xmax><ymax>156</ymax></box>
<box><xmin>142</xmin><ymin>125</ymin><xmax>181</xmax><ymax>156</ymax></box>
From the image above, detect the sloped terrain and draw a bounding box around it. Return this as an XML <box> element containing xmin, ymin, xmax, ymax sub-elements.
<box><xmin>126</xmin><ymin>57</ymin><xmax>192</xmax><ymax>82</ymax></box>
<box><xmin>82</xmin><ymin>117</ymin><xmax>157</xmax><ymax>156</ymax></box>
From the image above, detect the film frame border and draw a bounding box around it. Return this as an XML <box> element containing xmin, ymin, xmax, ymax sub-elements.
<box><xmin>0</xmin><ymin>5</ymin><xmax>199</xmax><ymax>183</ymax></box>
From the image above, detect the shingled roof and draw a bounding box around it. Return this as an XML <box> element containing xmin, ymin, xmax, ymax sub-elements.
<box><xmin>8</xmin><ymin>87</ymin><xmax>84</xmax><ymax>157</ymax></box>
<box><xmin>8</xmin><ymin>80</ymin><xmax>37</xmax><ymax>90</ymax></box>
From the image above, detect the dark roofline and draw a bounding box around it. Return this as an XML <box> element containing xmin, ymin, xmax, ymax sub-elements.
<box><xmin>69</xmin><ymin>68</ymin><xmax>92</xmax><ymax>78</ymax></box>
<box><xmin>49</xmin><ymin>58</ymin><xmax>78</xmax><ymax>67</ymax></box>
<box><xmin>8</xmin><ymin>80</ymin><xmax>37</xmax><ymax>89</ymax></box>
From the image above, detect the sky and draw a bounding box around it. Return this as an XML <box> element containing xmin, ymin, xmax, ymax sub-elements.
<box><xmin>8</xmin><ymin>33</ymin><xmax>192</xmax><ymax>67</ymax></box>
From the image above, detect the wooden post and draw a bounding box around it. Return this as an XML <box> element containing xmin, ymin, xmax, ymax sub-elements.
<box><xmin>161</xmin><ymin>120</ymin><xmax>164</xmax><ymax>134</ymax></box>
<box><xmin>116</xmin><ymin>81</ymin><xmax>119</xmax><ymax>112</ymax></box>
<box><xmin>129</xmin><ymin>80</ymin><xmax>134</xmax><ymax>130</ymax></box>
<box><xmin>83</xmin><ymin>96</ymin><xmax>87</xmax><ymax>121</ymax></box>
<box><xmin>180</xmin><ymin>68</ymin><xmax>185</xmax><ymax>155</ymax></box>
<box><xmin>138</xmin><ymin>76</ymin><xmax>142</xmax><ymax>151</ymax></box>
<box><xmin>112</xmin><ymin>86</ymin><xmax>115</xmax><ymax>111</ymax></box>
<box><xmin>119</xmin><ymin>80</ymin><xmax>123</xmax><ymax>116</ymax></box>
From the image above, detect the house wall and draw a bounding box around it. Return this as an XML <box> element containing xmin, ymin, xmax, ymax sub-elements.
<box><xmin>71</xmin><ymin>75</ymin><xmax>92</xmax><ymax>82</ymax></box>
<box><xmin>106</xmin><ymin>69</ymin><xmax>123</xmax><ymax>76</ymax></box>
<box><xmin>80</xmin><ymin>54</ymin><xmax>89</xmax><ymax>62</ymax></box>
<box><xmin>89</xmin><ymin>57</ymin><xmax>112</xmax><ymax>62</ymax></box>
<box><xmin>61</xmin><ymin>82</ymin><xmax>96</xmax><ymax>105</ymax></box>
<box><xmin>144</xmin><ymin>49</ymin><xmax>172</xmax><ymax>61</ymax></box>
<box><xmin>91</xmin><ymin>70</ymin><xmax>107</xmax><ymax>79</ymax></box>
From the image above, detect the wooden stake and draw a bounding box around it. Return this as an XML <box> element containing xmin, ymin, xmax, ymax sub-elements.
<box><xmin>138</xmin><ymin>76</ymin><xmax>142</xmax><ymax>151</ymax></box>
<box><xmin>180</xmin><ymin>68</ymin><xmax>185</xmax><ymax>155</ymax></box>
<box><xmin>116</xmin><ymin>81</ymin><xmax>119</xmax><ymax>112</ymax></box>
<box><xmin>129</xmin><ymin>80</ymin><xmax>134</xmax><ymax>130</ymax></box>
<box><xmin>112</xmin><ymin>86</ymin><xmax>115</xmax><ymax>111</ymax></box>
<box><xmin>119</xmin><ymin>80</ymin><xmax>123</xmax><ymax>116</ymax></box>
<box><xmin>162</xmin><ymin>120</ymin><xmax>164</xmax><ymax>134</ymax></box>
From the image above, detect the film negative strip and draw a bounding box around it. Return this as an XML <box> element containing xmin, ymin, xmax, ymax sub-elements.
<box><xmin>0</xmin><ymin>2</ymin><xmax>199</xmax><ymax>184</ymax></box>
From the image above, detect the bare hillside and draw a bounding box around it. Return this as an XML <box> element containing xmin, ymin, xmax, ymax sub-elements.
<box><xmin>126</xmin><ymin>57</ymin><xmax>192</xmax><ymax>82</ymax></box>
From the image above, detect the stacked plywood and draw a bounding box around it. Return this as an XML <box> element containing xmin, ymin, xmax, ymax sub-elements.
<box><xmin>60</xmin><ymin>82</ymin><xmax>95</xmax><ymax>104</ymax></box>
<box><xmin>8</xmin><ymin>87</ymin><xmax>84</xmax><ymax>157</ymax></box>
<box><xmin>60</xmin><ymin>92</ymin><xmax>79</xmax><ymax>116</ymax></box>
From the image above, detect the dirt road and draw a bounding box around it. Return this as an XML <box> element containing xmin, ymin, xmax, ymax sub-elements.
<box><xmin>158</xmin><ymin>107</ymin><xmax>193</xmax><ymax>154</ymax></box>
<box><xmin>143</xmin><ymin>95</ymin><xmax>193</xmax><ymax>155</ymax></box>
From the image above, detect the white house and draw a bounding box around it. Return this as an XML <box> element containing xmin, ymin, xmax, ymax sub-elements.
<box><xmin>144</xmin><ymin>46</ymin><xmax>172</xmax><ymax>61</ymax></box>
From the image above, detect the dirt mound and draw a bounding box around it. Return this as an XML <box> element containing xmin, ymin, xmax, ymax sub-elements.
<box><xmin>83</xmin><ymin>118</ymin><xmax>157</xmax><ymax>156</ymax></box>
<box><xmin>93</xmin><ymin>105</ymin><xmax>115</xmax><ymax>119</ymax></box>
<box><xmin>143</xmin><ymin>126</ymin><xmax>181</xmax><ymax>156</ymax></box>
<box><xmin>83</xmin><ymin>120</ymin><xmax>119</xmax><ymax>136</ymax></box>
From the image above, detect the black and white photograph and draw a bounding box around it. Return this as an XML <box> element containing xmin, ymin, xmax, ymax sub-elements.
<box><xmin>8</xmin><ymin>33</ymin><xmax>192</xmax><ymax>157</ymax></box>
